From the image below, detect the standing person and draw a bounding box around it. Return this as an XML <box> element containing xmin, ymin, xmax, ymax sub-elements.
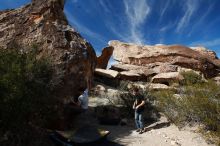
<box><xmin>132</xmin><ymin>87</ymin><xmax>145</xmax><ymax>134</ymax></box>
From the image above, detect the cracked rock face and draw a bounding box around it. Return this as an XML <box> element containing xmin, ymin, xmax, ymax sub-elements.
<box><xmin>0</xmin><ymin>0</ymin><xmax>96</xmax><ymax>99</ymax></box>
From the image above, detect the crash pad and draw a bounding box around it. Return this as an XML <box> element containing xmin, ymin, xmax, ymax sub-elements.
<box><xmin>51</xmin><ymin>125</ymin><xmax>110</xmax><ymax>144</ymax></box>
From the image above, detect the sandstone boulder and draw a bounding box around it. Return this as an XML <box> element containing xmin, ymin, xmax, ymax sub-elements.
<box><xmin>147</xmin><ymin>83</ymin><xmax>171</xmax><ymax>90</ymax></box>
<box><xmin>96</xmin><ymin>46</ymin><xmax>114</xmax><ymax>69</ymax></box>
<box><xmin>151</xmin><ymin>72</ymin><xmax>184</xmax><ymax>85</ymax></box>
<box><xmin>95</xmin><ymin>68</ymin><xmax>119</xmax><ymax>78</ymax></box>
<box><xmin>118</xmin><ymin>71</ymin><xmax>142</xmax><ymax>81</ymax></box>
<box><xmin>111</xmin><ymin>63</ymin><xmax>178</xmax><ymax>81</ymax></box>
<box><xmin>213</xmin><ymin>76</ymin><xmax>220</xmax><ymax>85</ymax></box>
<box><xmin>0</xmin><ymin>0</ymin><xmax>96</xmax><ymax>99</ymax></box>
<box><xmin>93</xmin><ymin>84</ymin><xmax>106</xmax><ymax>95</ymax></box>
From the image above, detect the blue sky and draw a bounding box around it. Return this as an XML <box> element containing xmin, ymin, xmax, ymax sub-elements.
<box><xmin>1</xmin><ymin>0</ymin><xmax>220</xmax><ymax>57</ymax></box>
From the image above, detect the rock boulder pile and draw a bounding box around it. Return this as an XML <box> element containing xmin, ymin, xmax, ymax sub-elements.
<box><xmin>96</xmin><ymin>40</ymin><xmax>220</xmax><ymax>87</ymax></box>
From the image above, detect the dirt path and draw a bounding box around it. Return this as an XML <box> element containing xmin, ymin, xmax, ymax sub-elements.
<box><xmin>100</xmin><ymin>117</ymin><xmax>215</xmax><ymax>146</ymax></box>
<box><xmin>71</xmin><ymin>101</ymin><xmax>215</xmax><ymax>146</ymax></box>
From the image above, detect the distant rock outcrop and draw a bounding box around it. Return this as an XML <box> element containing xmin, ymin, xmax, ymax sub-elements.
<box><xmin>94</xmin><ymin>40</ymin><xmax>220</xmax><ymax>89</ymax></box>
<box><xmin>0</xmin><ymin>0</ymin><xmax>96</xmax><ymax>99</ymax></box>
<box><xmin>109</xmin><ymin>40</ymin><xmax>220</xmax><ymax>79</ymax></box>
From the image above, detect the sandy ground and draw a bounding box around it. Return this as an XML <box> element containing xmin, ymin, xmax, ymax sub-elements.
<box><xmin>101</xmin><ymin>122</ymin><xmax>215</xmax><ymax>146</ymax></box>
<box><xmin>70</xmin><ymin>99</ymin><xmax>216</xmax><ymax>146</ymax></box>
<box><xmin>73</xmin><ymin>110</ymin><xmax>215</xmax><ymax>146</ymax></box>
<box><xmin>100</xmin><ymin>114</ymin><xmax>216</xmax><ymax>146</ymax></box>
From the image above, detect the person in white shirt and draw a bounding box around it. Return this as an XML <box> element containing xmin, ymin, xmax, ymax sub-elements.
<box><xmin>71</xmin><ymin>76</ymin><xmax>91</xmax><ymax>113</ymax></box>
<box><xmin>77</xmin><ymin>88</ymin><xmax>89</xmax><ymax>110</ymax></box>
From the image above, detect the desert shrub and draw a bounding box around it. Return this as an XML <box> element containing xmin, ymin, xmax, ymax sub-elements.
<box><xmin>0</xmin><ymin>48</ymin><xmax>57</xmax><ymax>146</ymax></box>
<box><xmin>180</xmin><ymin>71</ymin><xmax>203</xmax><ymax>85</ymax></box>
<box><xmin>153</xmin><ymin>78</ymin><xmax>220</xmax><ymax>144</ymax></box>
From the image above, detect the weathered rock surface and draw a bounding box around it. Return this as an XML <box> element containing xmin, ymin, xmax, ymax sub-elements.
<box><xmin>118</xmin><ymin>71</ymin><xmax>142</xmax><ymax>81</ymax></box>
<box><xmin>0</xmin><ymin>0</ymin><xmax>96</xmax><ymax>99</ymax></box>
<box><xmin>95</xmin><ymin>68</ymin><xmax>119</xmax><ymax>78</ymax></box>
<box><xmin>147</xmin><ymin>83</ymin><xmax>171</xmax><ymax>90</ymax></box>
<box><xmin>111</xmin><ymin>63</ymin><xmax>177</xmax><ymax>81</ymax></box>
<box><xmin>151</xmin><ymin>72</ymin><xmax>184</xmax><ymax>85</ymax></box>
<box><xmin>213</xmin><ymin>76</ymin><xmax>220</xmax><ymax>85</ymax></box>
<box><xmin>192</xmin><ymin>46</ymin><xmax>217</xmax><ymax>59</ymax></box>
<box><xmin>96</xmin><ymin>46</ymin><xmax>114</xmax><ymax>69</ymax></box>
<box><xmin>109</xmin><ymin>40</ymin><xmax>220</xmax><ymax>78</ymax></box>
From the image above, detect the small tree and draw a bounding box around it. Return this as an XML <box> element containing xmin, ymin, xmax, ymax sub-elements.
<box><xmin>0</xmin><ymin>47</ymin><xmax>57</xmax><ymax>146</ymax></box>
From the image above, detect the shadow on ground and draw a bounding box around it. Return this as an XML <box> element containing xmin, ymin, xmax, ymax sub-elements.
<box><xmin>51</xmin><ymin>103</ymin><xmax>169</xmax><ymax>146</ymax></box>
<box><xmin>144</xmin><ymin>122</ymin><xmax>171</xmax><ymax>132</ymax></box>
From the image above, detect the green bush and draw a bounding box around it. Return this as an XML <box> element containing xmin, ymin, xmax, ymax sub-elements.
<box><xmin>0</xmin><ymin>48</ymin><xmax>56</xmax><ymax>146</ymax></box>
<box><xmin>153</xmin><ymin>77</ymin><xmax>220</xmax><ymax>144</ymax></box>
<box><xmin>180</xmin><ymin>71</ymin><xmax>203</xmax><ymax>85</ymax></box>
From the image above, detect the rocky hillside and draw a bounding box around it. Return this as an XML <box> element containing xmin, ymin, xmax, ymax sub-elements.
<box><xmin>0</xmin><ymin>0</ymin><xmax>96</xmax><ymax>99</ymax></box>
<box><xmin>95</xmin><ymin>40</ymin><xmax>220</xmax><ymax>89</ymax></box>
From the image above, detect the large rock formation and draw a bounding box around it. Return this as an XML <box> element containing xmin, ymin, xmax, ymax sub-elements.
<box><xmin>0</xmin><ymin>0</ymin><xmax>96</xmax><ymax>99</ymax></box>
<box><xmin>109</xmin><ymin>40</ymin><xmax>220</xmax><ymax>79</ymax></box>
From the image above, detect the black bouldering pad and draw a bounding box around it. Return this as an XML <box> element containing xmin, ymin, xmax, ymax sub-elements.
<box><xmin>50</xmin><ymin>125</ymin><xmax>110</xmax><ymax>145</ymax></box>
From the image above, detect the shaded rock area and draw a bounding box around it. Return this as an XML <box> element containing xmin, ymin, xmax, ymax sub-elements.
<box><xmin>0</xmin><ymin>0</ymin><xmax>96</xmax><ymax>99</ymax></box>
<box><xmin>151</xmin><ymin>72</ymin><xmax>184</xmax><ymax>86</ymax></box>
<box><xmin>97</xmin><ymin>46</ymin><xmax>114</xmax><ymax>69</ymax></box>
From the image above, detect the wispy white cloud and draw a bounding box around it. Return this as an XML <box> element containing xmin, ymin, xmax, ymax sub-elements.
<box><xmin>98</xmin><ymin>0</ymin><xmax>111</xmax><ymax>13</ymax></box>
<box><xmin>159</xmin><ymin>22</ymin><xmax>174</xmax><ymax>32</ymax></box>
<box><xmin>176</xmin><ymin>0</ymin><xmax>198</xmax><ymax>33</ymax></box>
<box><xmin>160</xmin><ymin>0</ymin><xmax>171</xmax><ymax>18</ymax></box>
<box><xmin>123</xmin><ymin>0</ymin><xmax>150</xmax><ymax>44</ymax></box>
<box><xmin>188</xmin><ymin>4</ymin><xmax>213</xmax><ymax>37</ymax></box>
<box><xmin>64</xmin><ymin>10</ymin><xmax>106</xmax><ymax>43</ymax></box>
<box><xmin>190</xmin><ymin>38</ymin><xmax>220</xmax><ymax>48</ymax></box>
<box><xmin>109</xmin><ymin>25</ymin><xmax>128</xmax><ymax>42</ymax></box>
